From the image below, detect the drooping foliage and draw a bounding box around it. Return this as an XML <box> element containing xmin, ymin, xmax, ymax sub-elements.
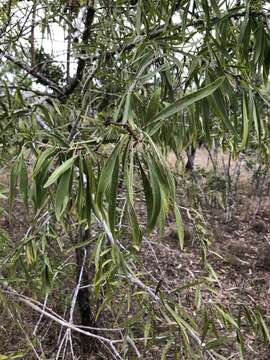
<box><xmin>0</xmin><ymin>0</ymin><xmax>269</xmax><ymax>359</ymax></box>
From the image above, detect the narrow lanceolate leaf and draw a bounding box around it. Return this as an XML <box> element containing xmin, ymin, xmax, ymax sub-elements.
<box><xmin>257</xmin><ymin>311</ymin><xmax>270</xmax><ymax>342</ymax></box>
<box><xmin>19</xmin><ymin>156</ymin><xmax>28</xmax><ymax>212</ymax></box>
<box><xmin>135</xmin><ymin>0</ymin><xmax>142</xmax><ymax>35</ymax></box>
<box><xmin>240</xmin><ymin>94</ymin><xmax>249</xmax><ymax>150</ymax></box>
<box><xmin>44</xmin><ymin>156</ymin><xmax>77</xmax><ymax>188</ymax></box>
<box><xmin>55</xmin><ymin>168</ymin><xmax>72</xmax><ymax>221</ymax></box>
<box><xmin>95</xmin><ymin>234</ymin><xmax>104</xmax><ymax>272</ymax></box>
<box><xmin>253</xmin><ymin>22</ymin><xmax>263</xmax><ymax>65</ymax></box>
<box><xmin>9</xmin><ymin>157</ymin><xmax>20</xmax><ymax>217</ymax></box>
<box><xmin>122</xmin><ymin>91</ymin><xmax>132</xmax><ymax>124</ymax></box>
<box><xmin>251</xmin><ymin>92</ymin><xmax>263</xmax><ymax>140</ymax></box>
<box><xmin>145</xmin><ymin>88</ymin><xmax>161</xmax><ymax>123</ymax></box>
<box><xmin>201</xmin><ymin>308</ymin><xmax>209</xmax><ymax>343</ymax></box>
<box><xmin>144</xmin><ymin>316</ymin><xmax>151</xmax><ymax>346</ymax></box>
<box><xmin>76</xmin><ymin>156</ymin><xmax>86</xmax><ymax>220</ymax></box>
<box><xmin>96</xmin><ymin>143</ymin><xmax>121</xmax><ymax>211</ymax></box>
<box><xmin>124</xmin><ymin>146</ymin><xmax>142</xmax><ymax>249</ymax></box>
<box><xmin>174</xmin><ymin>205</ymin><xmax>185</xmax><ymax>250</ymax></box>
<box><xmin>33</xmin><ymin>147</ymin><xmax>56</xmax><ymax>177</ymax></box>
<box><xmin>108</xmin><ymin>156</ymin><xmax>119</xmax><ymax>236</ymax></box>
<box><xmin>214</xmin><ymin>305</ymin><xmax>239</xmax><ymax>329</ymax></box>
<box><xmin>211</xmin><ymin>88</ymin><xmax>237</xmax><ymax>135</ymax></box>
<box><xmin>84</xmin><ymin>158</ymin><xmax>95</xmax><ymax>220</ymax></box>
<box><xmin>164</xmin><ymin>302</ymin><xmax>192</xmax><ymax>353</ymax></box>
<box><xmin>125</xmin><ymin>144</ymin><xmax>134</xmax><ymax>205</ymax></box>
<box><xmin>127</xmin><ymin>203</ymin><xmax>142</xmax><ymax>251</ymax></box>
<box><xmin>139</xmin><ymin>160</ymin><xmax>153</xmax><ymax>228</ymax></box>
<box><xmin>148</xmin><ymin>76</ymin><xmax>225</xmax><ymax>134</ymax></box>
<box><xmin>146</xmin><ymin>157</ymin><xmax>161</xmax><ymax>233</ymax></box>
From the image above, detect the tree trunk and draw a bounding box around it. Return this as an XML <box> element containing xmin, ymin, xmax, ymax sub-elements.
<box><xmin>75</xmin><ymin>227</ymin><xmax>97</xmax><ymax>357</ymax></box>
<box><xmin>186</xmin><ymin>145</ymin><xmax>196</xmax><ymax>171</ymax></box>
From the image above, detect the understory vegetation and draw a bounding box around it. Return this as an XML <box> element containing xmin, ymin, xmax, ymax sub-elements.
<box><xmin>0</xmin><ymin>0</ymin><xmax>270</xmax><ymax>359</ymax></box>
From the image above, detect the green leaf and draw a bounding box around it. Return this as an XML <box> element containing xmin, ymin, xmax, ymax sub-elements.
<box><xmin>44</xmin><ymin>156</ymin><xmax>77</xmax><ymax>188</ymax></box>
<box><xmin>19</xmin><ymin>157</ymin><xmax>28</xmax><ymax>212</ymax></box>
<box><xmin>135</xmin><ymin>0</ymin><xmax>142</xmax><ymax>34</ymax></box>
<box><xmin>9</xmin><ymin>157</ymin><xmax>20</xmax><ymax>217</ymax></box>
<box><xmin>148</xmin><ymin>76</ymin><xmax>225</xmax><ymax>135</ymax></box>
<box><xmin>84</xmin><ymin>158</ymin><xmax>95</xmax><ymax>220</ymax></box>
<box><xmin>201</xmin><ymin>308</ymin><xmax>209</xmax><ymax>344</ymax></box>
<box><xmin>31</xmin><ymin>169</ymin><xmax>49</xmax><ymax>210</ymax></box>
<box><xmin>108</xmin><ymin>156</ymin><xmax>119</xmax><ymax>236</ymax></box>
<box><xmin>33</xmin><ymin>147</ymin><xmax>56</xmax><ymax>177</ymax></box>
<box><xmin>55</xmin><ymin>168</ymin><xmax>72</xmax><ymax>221</ymax></box>
<box><xmin>211</xmin><ymin>88</ymin><xmax>237</xmax><ymax>135</ymax></box>
<box><xmin>253</xmin><ymin>21</ymin><xmax>263</xmax><ymax>64</ymax></box>
<box><xmin>236</xmin><ymin>329</ymin><xmax>245</xmax><ymax>360</ymax></box>
<box><xmin>251</xmin><ymin>92</ymin><xmax>263</xmax><ymax>140</ymax></box>
<box><xmin>127</xmin><ymin>203</ymin><xmax>142</xmax><ymax>250</ymax></box>
<box><xmin>76</xmin><ymin>156</ymin><xmax>86</xmax><ymax>220</ymax></box>
<box><xmin>240</xmin><ymin>94</ymin><xmax>249</xmax><ymax>150</ymax></box>
<box><xmin>258</xmin><ymin>311</ymin><xmax>270</xmax><ymax>342</ymax></box>
<box><xmin>146</xmin><ymin>157</ymin><xmax>161</xmax><ymax>233</ymax></box>
<box><xmin>144</xmin><ymin>316</ymin><xmax>151</xmax><ymax>346</ymax></box>
<box><xmin>214</xmin><ymin>305</ymin><xmax>239</xmax><ymax>329</ymax></box>
<box><xmin>145</xmin><ymin>89</ymin><xmax>161</xmax><ymax>123</ymax></box>
<box><xmin>164</xmin><ymin>302</ymin><xmax>192</xmax><ymax>354</ymax></box>
<box><xmin>96</xmin><ymin>144</ymin><xmax>121</xmax><ymax>211</ymax></box>
<box><xmin>138</xmin><ymin>159</ymin><xmax>153</xmax><ymax>228</ymax></box>
<box><xmin>95</xmin><ymin>234</ymin><xmax>104</xmax><ymax>272</ymax></box>
<box><xmin>174</xmin><ymin>205</ymin><xmax>185</xmax><ymax>250</ymax></box>
<box><xmin>122</xmin><ymin>91</ymin><xmax>132</xmax><ymax>124</ymax></box>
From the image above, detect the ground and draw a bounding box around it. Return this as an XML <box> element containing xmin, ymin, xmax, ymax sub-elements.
<box><xmin>0</xmin><ymin>148</ymin><xmax>269</xmax><ymax>359</ymax></box>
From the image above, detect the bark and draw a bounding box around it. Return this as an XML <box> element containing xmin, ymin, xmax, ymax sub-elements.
<box><xmin>75</xmin><ymin>227</ymin><xmax>97</xmax><ymax>357</ymax></box>
<box><xmin>186</xmin><ymin>145</ymin><xmax>196</xmax><ymax>171</ymax></box>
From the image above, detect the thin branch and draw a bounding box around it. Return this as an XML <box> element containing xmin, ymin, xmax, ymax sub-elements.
<box><xmin>61</xmin><ymin>3</ymin><xmax>96</xmax><ymax>99</ymax></box>
<box><xmin>92</xmin><ymin>9</ymin><xmax>269</xmax><ymax>62</ymax></box>
<box><xmin>30</xmin><ymin>0</ymin><xmax>37</xmax><ymax>67</ymax></box>
<box><xmin>2</xmin><ymin>287</ymin><xmax>124</xmax><ymax>359</ymax></box>
<box><xmin>3</xmin><ymin>53</ymin><xmax>64</xmax><ymax>95</ymax></box>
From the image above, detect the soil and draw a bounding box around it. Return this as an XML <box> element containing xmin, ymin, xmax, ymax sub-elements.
<box><xmin>0</xmin><ymin>148</ymin><xmax>270</xmax><ymax>359</ymax></box>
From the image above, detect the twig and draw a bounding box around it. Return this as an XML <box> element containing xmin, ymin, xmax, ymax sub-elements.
<box><xmin>2</xmin><ymin>287</ymin><xmax>124</xmax><ymax>359</ymax></box>
<box><xmin>3</xmin><ymin>53</ymin><xmax>64</xmax><ymax>95</ymax></box>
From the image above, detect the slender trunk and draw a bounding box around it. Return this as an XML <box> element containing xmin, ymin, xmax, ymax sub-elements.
<box><xmin>186</xmin><ymin>145</ymin><xmax>196</xmax><ymax>171</ymax></box>
<box><xmin>75</xmin><ymin>226</ymin><xmax>97</xmax><ymax>356</ymax></box>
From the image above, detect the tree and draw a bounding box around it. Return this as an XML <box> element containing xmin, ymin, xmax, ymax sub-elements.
<box><xmin>0</xmin><ymin>0</ymin><xmax>270</xmax><ymax>359</ymax></box>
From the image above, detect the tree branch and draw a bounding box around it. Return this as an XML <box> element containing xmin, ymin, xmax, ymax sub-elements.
<box><xmin>2</xmin><ymin>3</ymin><xmax>96</xmax><ymax>101</ymax></box>
<box><xmin>3</xmin><ymin>53</ymin><xmax>64</xmax><ymax>95</ymax></box>
<box><xmin>98</xmin><ymin>8</ymin><xmax>269</xmax><ymax>62</ymax></box>
<box><xmin>2</xmin><ymin>5</ymin><xmax>268</xmax><ymax>102</ymax></box>
<box><xmin>61</xmin><ymin>3</ymin><xmax>96</xmax><ymax>99</ymax></box>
